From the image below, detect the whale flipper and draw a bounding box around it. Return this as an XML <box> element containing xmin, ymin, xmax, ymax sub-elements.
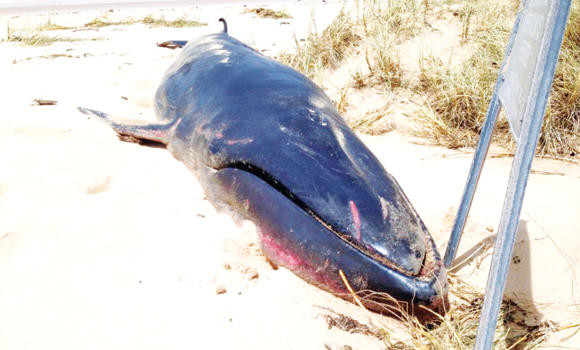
<box><xmin>77</xmin><ymin>107</ymin><xmax>173</xmax><ymax>145</ymax></box>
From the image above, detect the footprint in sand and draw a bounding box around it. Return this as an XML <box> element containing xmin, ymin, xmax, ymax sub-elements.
<box><xmin>85</xmin><ymin>176</ymin><xmax>111</xmax><ymax>194</ymax></box>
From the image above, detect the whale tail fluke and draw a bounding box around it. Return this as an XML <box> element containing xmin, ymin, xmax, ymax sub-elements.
<box><xmin>77</xmin><ymin>106</ymin><xmax>173</xmax><ymax>146</ymax></box>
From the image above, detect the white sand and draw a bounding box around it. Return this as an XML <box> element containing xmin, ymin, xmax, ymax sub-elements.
<box><xmin>1</xmin><ymin>1</ymin><xmax>580</xmax><ymax>349</ymax></box>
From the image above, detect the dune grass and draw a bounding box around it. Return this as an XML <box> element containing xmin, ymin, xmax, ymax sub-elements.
<box><xmin>36</xmin><ymin>18</ymin><xmax>73</xmax><ymax>31</ymax></box>
<box><xmin>539</xmin><ymin>2</ymin><xmax>580</xmax><ymax>156</ymax></box>
<box><xmin>4</xmin><ymin>13</ymin><xmax>206</xmax><ymax>46</ymax></box>
<box><xmin>3</xmin><ymin>13</ymin><xmax>205</xmax><ymax>47</ymax></box>
<box><xmin>279</xmin><ymin>1</ymin><xmax>412</xmax><ymax>86</ymax></box>
<box><xmin>414</xmin><ymin>0</ymin><xmax>515</xmax><ymax>149</ymax></box>
<box><xmin>412</xmin><ymin>2</ymin><xmax>500</xmax><ymax>151</ymax></box>
<box><xmin>84</xmin><ymin>17</ymin><xmax>126</xmax><ymax>28</ymax></box>
<box><xmin>3</xmin><ymin>18</ymin><xmax>77</xmax><ymax>46</ymax></box>
<box><xmin>280</xmin><ymin>10</ymin><xmax>360</xmax><ymax>79</ymax></box>
<box><xmin>243</xmin><ymin>7</ymin><xmax>292</xmax><ymax>19</ymax></box>
<box><xmin>361</xmin><ymin>0</ymin><xmax>424</xmax><ymax>39</ymax></box>
<box><xmin>415</xmin><ymin>1</ymin><xmax>579</xmax><ymax>156</ymax></box>
<box><xmin>5</xmin><ymin>31</ymin><xmax>82</xmax><ymax>46</ymax></box>
<box><xmin>364</xmin><ymin>32</ymin><xmax>404</xmax><ymax>90</ymax></box>
<box><xmin>84</xmin><ymin>15</ymin><xmax>206</xmax><ymax>28</ymax></box>
<box><xmin>412</xmin><ymin>0</ymin><xmax>579</xmax><ymax>156</ymax></box>
<box><xmin>140</xmin><ymin>15</ymin><xmax>206</xmax><ymax>28</ymax></box>
<box><xmin>279</xmin><ymin>0</ymin><xmax>579</xmax><ymax>157</ymax></box>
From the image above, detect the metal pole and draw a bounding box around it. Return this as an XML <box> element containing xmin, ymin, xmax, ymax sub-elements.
<box><xmin>474</xmin><ymin>1</ymin><xmax>571</xmax><ymax>348</ymax></box>
<box><xmin>443</xmin><ymin>7</ymin><xmax>526</xmax><ymax>269</ymax></box>
<box><xmin>443</xmin><ymin>96</ymin><xmax>500</xmax><ymax>269</ymax></box>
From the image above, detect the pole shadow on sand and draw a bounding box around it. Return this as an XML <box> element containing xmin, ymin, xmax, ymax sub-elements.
<box><xmin>450</xmin><ymin>220</ymin><xmax>543</xmax><ymax>325</ymax></box>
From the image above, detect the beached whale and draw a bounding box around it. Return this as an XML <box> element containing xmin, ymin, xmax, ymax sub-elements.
<box><xmin>79</xmin><ymin>19</ymin><xmax>447</xmax><ymax>313</ymax></box>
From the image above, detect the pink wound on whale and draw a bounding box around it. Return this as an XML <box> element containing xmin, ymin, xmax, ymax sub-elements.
<box><xmin>260</xmin><ymin>232</ymin><xmax>301</xmax><ymax>268</ymax></box>
<box><xmin>349</xmin><ymin>200</ymin><xmax>362</xmax><ymax>242</ymax></box>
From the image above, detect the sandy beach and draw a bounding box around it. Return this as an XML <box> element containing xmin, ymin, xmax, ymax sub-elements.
<box><xmin>1</xmin><ymin>1</ymin><xmax>579</xmax><ymax>348</ymax></box>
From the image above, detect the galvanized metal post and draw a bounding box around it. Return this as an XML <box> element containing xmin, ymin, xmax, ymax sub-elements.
<box><xmin>473</xmin><ymin>1</ymin><xmax>571</xmax><ymax>348</ymax></box>
<box><xmin>443</xmin><ymin>77</ymin><xmax>505</xmax><ymax>270</ymax></box>
<box><xmin>442</xmin><ymin>0</ymin><xmax>528</xmax><ymax>269</ymax></box>
<box><xmin>441</xmin><ymin>0</ymin><xmax>571</xmax><ymax>347</ymax></box>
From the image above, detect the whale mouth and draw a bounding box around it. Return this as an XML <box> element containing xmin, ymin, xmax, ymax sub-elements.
<box><xmin>206</xmin><ymin>161</ymin><xmax>447</xmax><ymax>309</ymax></box>
<box><xmin>218</xmin><ymin>161</ymin><xmax>426</xmax><ymax>277</ymax></box>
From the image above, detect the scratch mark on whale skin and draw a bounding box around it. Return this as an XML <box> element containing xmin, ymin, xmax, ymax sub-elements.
<box><xmin>349</xmin><ymin>200</ymin><xmax>362</xmax><ymax>242</ymax></box>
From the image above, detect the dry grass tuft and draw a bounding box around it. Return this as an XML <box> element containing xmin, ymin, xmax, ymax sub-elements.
<box><xmin>358</xmin><ymin>0</ymin><xmax>423</xmax><ymax>90</ymax></box>
<box><xmin>280</xmin><ymin>10</ymin><xmax>360</xmax><ymax>78</ymax></box>
<box><xmin>405</xmin><ymin>275</ymin><xmax>554</xmax><ymax>349</ymax></box>
<box><xmin>353</xmin><ymin>275</ymin><xmax>558</xmax><ymax>349</ymax></box>
<box><xmin>140</xmin><ymin>15</ymin><xmax>206</xmax><ymax>28</ymax></box>
<box><xmin>412</xmin><ymin>102</ymin><xmax>481</xmax><ymax>148</ymax></box>
<box><xmin>279</xmin><ymin>0</ymin><xmax>415</xmax><ymax>89</ymax></box>
<box><xmin>361</xmin><ymin>0</ymin><xmax>424</xmax><ymax>39</ymax></box>
<box><xmin>415</xmin><ymin>1</ymin><xmax>513</xmax><ymax>149</ymax></box>
<box><xmin>5</xmin><ymin>32</ymin><xmax>82</xmax><ymax>46</ymax></box>
<box><xmin>244</xmin><ymin>7</ymin><xmax>292</xmax><ymax>19</ymax></box>
<box><xmin>349</xmin><ymin>95</ymin><xmax>398</xmax><ymax>135</ymax></box>
<box><xmin>84</xmin><ymin>15</ymin><xmax>205</xmax><ymax>28</ymax></box>
<box><xmin>336</xmin><ymin>87</ymin><xmax>350</xmax><ymax>114</ymax></box>
<box><xmin>364</xmin><ymin>34</ymin><xmax>404</xmax><ymax>90</ymax></box>
<box><xmin>539</xmin><ymin>2</ymin><xmax>580</xmax><ymax>156</ymax></box>
<box><xmin>279</xmin><ymin>1</ymin><xmax>410</xmax><ymax>86</ymax></box>
<box><xmin>335</xmin><ymin>269</ymin><xmax>564</xmax><ymax>349</ymax></box>
<box><xmin>36</xmin><ymin>18</ymin><xmax>73</xmax><ymax>31</ymax></box>
<box><xmin>415</xmin><ymin>54</ymin><xmax>506</xmax><ymax>149</ymax></box>
<box><xmin>84</xmin><ymin>17</ymin><xmax>128</xmax><ymax>28</ymax></box>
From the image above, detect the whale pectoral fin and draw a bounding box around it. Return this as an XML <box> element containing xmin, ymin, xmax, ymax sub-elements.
<box><xmin>157</xmin><ymin>40</ymin><xmax>188</xmax><ymax>49</ymax></box>
<box><xmin>77</xmin><ymin>106</ymin><xmax>173</xmax><ymax>146</ymax></box>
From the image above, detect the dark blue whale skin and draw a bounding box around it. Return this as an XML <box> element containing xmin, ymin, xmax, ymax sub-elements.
<box><xmin>79</xmin><ymin>20</ymin><xmax>448</xmax><ymax>312</ymax></box>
